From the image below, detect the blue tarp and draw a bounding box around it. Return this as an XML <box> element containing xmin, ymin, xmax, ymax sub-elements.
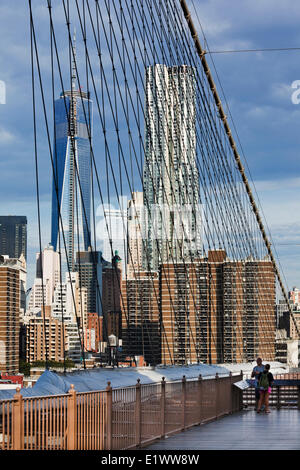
<box><xmin>0</xmin><ymin>363</ymin><xmax>230</xmax><ymax>400</ymax></box>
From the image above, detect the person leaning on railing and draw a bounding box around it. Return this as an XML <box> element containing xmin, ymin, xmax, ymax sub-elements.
<box><xmin>256</xmin><ymin>364</ymin><xmax>274</xmax><ymax>414</ymax></box>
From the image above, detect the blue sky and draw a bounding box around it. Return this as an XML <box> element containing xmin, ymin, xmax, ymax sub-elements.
<box><xmin>191</xmin><ymin>0</ymin><xmax>300</xmax><ymax>290</ymax></box>
<box><xmin>0</xmin><ymin>0</ymin><xmax>300</xmax><ymax>290</ymax></box>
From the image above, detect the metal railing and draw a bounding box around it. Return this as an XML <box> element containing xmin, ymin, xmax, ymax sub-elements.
<box><xmin>0</xmin><ymin>372</ymin><xmax>243</xmax><ymax>450</ymax></box>
<box><xmin>243</xmin><ymin>373</ymin><xmax>300</xmax><ymax>410</ymax></box>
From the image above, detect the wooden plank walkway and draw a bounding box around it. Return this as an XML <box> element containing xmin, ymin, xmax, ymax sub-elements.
<box><xmin>146</xmin><ymin>410</ymin><xmax>300</xmax><ymax>450</ymax></box>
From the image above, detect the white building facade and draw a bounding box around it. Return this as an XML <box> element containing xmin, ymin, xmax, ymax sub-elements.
<box><xmin>143</xmin><ymin>64</ymin><xmax>202</xmax><ymax>271</ymax></box>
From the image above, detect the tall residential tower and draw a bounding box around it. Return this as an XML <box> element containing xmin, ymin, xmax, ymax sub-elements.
<box><xmin>143</xmin><ymin>65</ymin><xmax>202</xmax><ymax>271</ymax></box>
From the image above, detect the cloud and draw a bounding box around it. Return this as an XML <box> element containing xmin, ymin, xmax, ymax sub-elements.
<box><xmin>254</xmin><ymin>178</ymin><xmax>300</xmax><ymax>226</ymax></box>
<box><xmin>191</xmin><ymin>0</ymin><xmax>300</xmax><ymax>35</ymax></box>
<box><xmin>255</xmin><ymin>178</ymin><xmax>300</xmax><ymax>192</ymax></box>
<box><xmin>271</xmin><ymin>82</ymin><xmax>295</xmax><ymax>102</ymax></box>
<box><xmin>206</xmin><ymin>39</ymin><xmax>255</xmax><ymax>53</ymax></box>
<box><xmin>246</xmin><ymin>105</ymin><xmax>272</xmax><ymax>119</ymax></box>
<box><xmin>270</xmin><ymin>223</ymin><xmax>300</xmax><ymax>244</ymax></box>
<box><xmin>0</xmin><ymin>127</ymin><xmax>14</xmax><ymax>143</ymax></box>
<box><xmin>0</xmin><ymin>197</ymin><xmax>51</xmax><ymax>288</ymax></box>
<box><xmin>250</xmin><ymin>176</ymin><xmax>300</xmax><ymax>287</ymax></box>
<box><xmin>192</xmin><ymin>14</ymin><xmax>231</xmax><ymax>39</ymax></box>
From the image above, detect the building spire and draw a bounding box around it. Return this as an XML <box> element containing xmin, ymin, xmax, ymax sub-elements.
<box><xmin>72</xmin><ymin>27</ymin><xmax>76</xmax><ymax>91</ymax></box>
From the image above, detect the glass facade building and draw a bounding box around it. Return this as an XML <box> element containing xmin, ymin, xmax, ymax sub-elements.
<box><xmin>0</xmin><ymin>216</ymin><xmax>27</xmax><ymax>260</ymax></box>
<box><xmin>51</xmin><ymin>88</ymin><xmax>93</xmax><ymax>273</ymax></box>
<box><xmin>75</xmin><ymin>249</ymin><xmax>103</xmax><ymax>317</ymax></box>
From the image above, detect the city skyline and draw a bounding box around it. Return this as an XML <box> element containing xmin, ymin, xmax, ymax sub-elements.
<box><xmin>0</xmin><ymin>1</ymin><xmax>298</xmax><ymax>359</ymax></box>
<box><xmin>1</xmin><ymin>1</ymin><xmax>300</xmax><ymax>290</ymax></box>
<box><xmin>0</xmin><ymin>0</ymin><xmax>300</xmax><ymax>454</ymax></box>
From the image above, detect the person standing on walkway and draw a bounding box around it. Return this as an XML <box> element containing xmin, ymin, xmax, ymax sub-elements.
<box><xmin>257</xmin><ymin>364</ymin><xmax>274</xmax><ymax>414</ymax></box>
<box><xmin>251</xmin><ymin>357</ymin><xmax>265</xmax><ymax>410</ymax></box>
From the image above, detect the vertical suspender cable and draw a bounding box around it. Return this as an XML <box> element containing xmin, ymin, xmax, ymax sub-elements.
<box><xmin>179</xmin><ymin>0</ymin><xmax>300</xmax><ymax>339</ymax></box>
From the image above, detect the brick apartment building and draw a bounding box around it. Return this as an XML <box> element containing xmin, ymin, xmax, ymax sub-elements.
<box><xmin>121</xmin><ymin>271</ymin><xmax>160</xmax><ymax>365</ymax></box>
<box><xmin>121</xmin><ymin>249</ymin><xmax>276</xmax><ymax>366</ymax></box>
<box><xmin>102</xmin><ymin>255</ymin><xmax>122</xmax><ymax>341</ymax></box>
<box><xmin>84</xmin><ymin>312</ymin><xmax>103</xmax><ymax>352</ymax></box>
<box><xmin>160</xmin><ymin>250</ymin><xmax>276</xmax><ymax>365</ymax></box>
<box><xmin>0</xmin><ymin>261</ymin><xmax>20</xmax><ymax>374</ymax></box>
<box><xmin>26</xmin><ymin>306</ymin><xmax>67</xmax><ymax>363</ymax></box>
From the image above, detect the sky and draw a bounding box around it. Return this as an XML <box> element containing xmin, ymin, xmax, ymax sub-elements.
<box><xmin>0</xmin><ymin>0</ymin><xmax>300</xmax><ymax>291</ymax></box>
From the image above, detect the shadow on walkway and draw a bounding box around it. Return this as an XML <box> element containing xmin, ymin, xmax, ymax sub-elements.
<box><xmin>146</xmin><ymin>410</ymin><xmax>300</xmax><ymax>450</ymax></box>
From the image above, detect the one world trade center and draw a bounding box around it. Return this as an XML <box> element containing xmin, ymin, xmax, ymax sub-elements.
<box><xmin>51</xmin><ymin>40</ymin><xmax>92</xmax><ymax>273</ymax></box>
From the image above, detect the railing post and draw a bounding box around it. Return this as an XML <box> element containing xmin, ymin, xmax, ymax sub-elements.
<box><xmin>215</xmin><ymin>373</ymin><xmax>219</xmax><ymax>418</ymax></box>
<box><xmin>231</xmin><ymin>371</ymin><xmax>243</xmax><ymax>413</ymax></box>
<box><xmin>12</xmin><ymin>387</ymin><xmax>24</xmax><ymax>450</ymax></box>
<box><xmin>240</xmin><ymin>371</ymin><xmax>244</xmax><ymax>410</ymax></box>
<box><xmin>160</xmin><ymin>377</ymin><xmax>166</xmax><ymax>438</ymax></box>
<box><xmin>106</xmin><ymin>381</ymin><xmax>113</xmax><ymax>450</ymax></box>
<box><xmin>67</xmin><ymin>384</ymin><xmax>77</xmax><ymax>450</ymax></box>
<box><xmin>198</xmin><ymin>374</ymin><xmax>202</xmax><ymax>424</ymax></box>
<box><xmin>277</xmin><ymin>386</ymin><xmax>281</xmax><ymax>410</ymax></box>
<box><xmin>135</xmin><ymin>379</ymin><xmax>141</xmax><ymax>447</ymax></box>
<box><xmin>182</xmin><ymin>375</ymin><xmax>186</xmax><ymax>430</ymax></box>
<box><xmin>231</xmin><ymin>373</ymin><xmax>237</xmax><ymax>413</ymax></box>
<box><xmin>229</xmin><ymin>372</ymin><xmax>234</xmax><ymax>414</ymax></box>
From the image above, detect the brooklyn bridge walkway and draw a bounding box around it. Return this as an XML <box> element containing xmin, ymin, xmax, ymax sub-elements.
<box><xmin>146</xmin><ymin>410</ymin><xmax>300</xmax><ymax>450</ymax></box>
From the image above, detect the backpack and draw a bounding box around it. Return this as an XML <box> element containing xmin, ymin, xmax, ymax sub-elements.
<box><xmin>259</xmin><ymin>372</ymin><xmax>269</xmax><ymax>390</ymax></box>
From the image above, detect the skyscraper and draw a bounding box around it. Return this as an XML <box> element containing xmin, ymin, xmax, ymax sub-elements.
<box><xmin>51</xmin><ymin>38</ymin><xmax>92</xmax><ymax>273</ymax></box>
<box><xmin>0</xmin><ymin>216</ymin><xmax>27</xmax><ymax>261</ymax></box>
<box><xmin>28</xmin><ymin>244</ymin><xmax>60</xmax><ymax>312</ymax></box>
<box><xmin>75</xmin><ymin>248</ymin><xmax>103</xmax><ymax>317</ymax></box>
<box><xmin>143</xmin><ymin>64</ymin><xmax>202</xmax><ymax>271</ymax></box>
<box><xmin>99</xmin><ymin>198</ymin><xmax>127</xmax><ymax>272</ymax></box>
<box><xmin>102</xmin><ymin>253</ymin><xmax>122</xmax><ymax>342</ymax></box>
<box><xmin>127</xmin><ymin>191</ymin><xmax>145</xmax><ymax>278</ymax></box>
